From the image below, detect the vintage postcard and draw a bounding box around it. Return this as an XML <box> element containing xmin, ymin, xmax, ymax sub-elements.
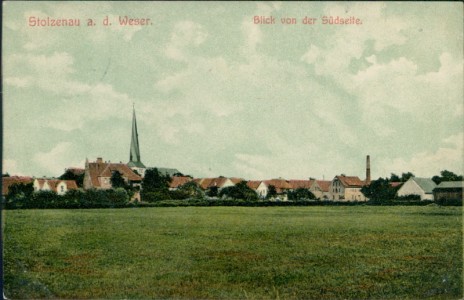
<box><xmin>2</xmin><ymin>1</ymin><xmax>463</xmax><ymax>299</ymax></box>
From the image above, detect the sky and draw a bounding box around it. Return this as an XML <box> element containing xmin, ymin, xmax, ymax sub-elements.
<box><xmin>2</xmin><ymin>2</ymin><xmax>463</xmax><ymax>180</ymax></box>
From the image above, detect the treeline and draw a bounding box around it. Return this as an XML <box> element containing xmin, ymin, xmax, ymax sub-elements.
<box><xmin>4</xmin><ymin>186</ymin><xmax>134</xmax><ymax>209</ymax></box>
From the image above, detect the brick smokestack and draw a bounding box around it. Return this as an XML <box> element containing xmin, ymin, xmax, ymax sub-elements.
<box><xmin>366</xmin><ymin>155</ymin><xmax>371</xmax><ymax>184</ymax></box>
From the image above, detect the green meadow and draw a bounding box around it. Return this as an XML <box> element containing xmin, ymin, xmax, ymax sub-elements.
<box><xmin>3</xmin><ymin>206</ymin><xmax>462</xmax><ymax>299</ymax></box>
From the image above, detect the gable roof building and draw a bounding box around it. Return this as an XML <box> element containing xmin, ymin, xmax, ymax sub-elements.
<box><xmin>169</xmin><ymin>176</ymin><xmax>192</xmax><ymax>190</ymax></box>
<box><xmin>288</xmin><ymin>180</ymin><xmax>314</xmax><ymax>190</ymax></box>
<box><xmin>84</xmin><ymin>157</ymin><xmax>142</xmax><ymax>190</ymax></box>
<box><xmin>246</xmin><ymin>180</ymin><xmax>268</xmax><ymax>198</ymax></box>
<box><xmin>33</xmin><ymin>179</ymin><xmax>78</xmax><ymax>195</ymax></box>
<box><xmin>329</xmin><ymin>175</ymin><xmax>367</xmax><ymax>201</ymax></box>
<box><xmin>193</xmin><ymin>177</ymin><xmax>243</xmax><ymax>190</ymax></box>
<box><xmin>310</xmin><ymin>180</ymin><xmax>331</xmax><ymax>200</ymax></box>
<box><xmin>433</xmin><ymin>181</ymin><xmax>463</xmax><ymax>202</ymax></box>
<box><xmin>264</xmin><ymin>179</ymin><xmax>292</xmax><ymax>194</ymax></box>
<box><xmin>396</xmin><ymin>177</ymin><xmax>437</xmax><ymax>200</ymax></box>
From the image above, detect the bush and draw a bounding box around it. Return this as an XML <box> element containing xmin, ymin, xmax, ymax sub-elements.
<box><xmin>395</xmin><ymin>194</ymin><xmax>421</xmax><ymax>200</ymax></box>
<box><xmin>219</xmin><ymin>181</ymin><xmax>258</xmax><ymax>201</ymax></box>
<box><xmin>435</xmin><ymin>198</ymin><xmax>462</xmax><ymax>206</ymax></box>
<box><xmin>141</xmin><ymin>190</ymin><xmax>172</xmax><ymax>202</ymax></box>
<box><xmin>287</xmin><ymin>188</ymin><xmax>316</xmax><ymax>201</ymax></box>
<box><xmin>4</xmin><ymin>188</ymin><xmax>131</xmax><ymax>209</ymax></box>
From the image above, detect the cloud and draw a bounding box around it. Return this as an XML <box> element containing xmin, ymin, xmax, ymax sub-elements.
<box><xmin>4</xmin><ymin>77</ymin><xmax>30</xmax><ymax>88</ymax></box>
<box><xmin>33</xmin><ymin>142</ymin><xmax>84</xmax><ymax>176</ymax></box>
<box><xmin>2</xmin><ymin>159</ymin><xmax>24</xmax><ymax>176</ymax></box>
<box><xmin>380</xmin><ymin>133</ymin><xmax>463</xmax><ymax>177</ymax></box>
<box><xmin>164</xmin><ymin>21</ymin><xmax>208</xmax><ymax>61</ymax></box>
<box><xmin>5</xmin><ymin>51</ymin><xmax>135</xmax><ymax>131</ymax></box>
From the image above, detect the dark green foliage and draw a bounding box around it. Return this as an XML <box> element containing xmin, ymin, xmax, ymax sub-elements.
<box><xmin>4</xmin><ymin>189</ymin><xmax>130</xmax><ymax>209</ymax></box>
<box><xmin>287</xmin><ymin>188</ymin><xmax>316</xmax><ymax>200</ymax></box>
<box><xmin>361</xmin><ymin>177</ymin><xmax>398</xmax><ymax>200</ymax></box>
<box><xmin>432</xmin><ymin>170</ymin><xmax>463</xmax><ymax>185</ymax></box>
<box><xmin>436</xmin><ymin>197</ymin><xmax>463</xmax><ymax>206</ymax></box>
<box><xmin>142</xmin><ymin>190</ymin><xmax>172</xmax><ymax>202</ymax></box>
<box><xmin>110</xmin><ymin>171</ymin><xmax>127</xmax><ymax>189</ymax></box>
<box><xmin>178</xmin><ymin>181</ymin><xmax>204</xmax><ymax>199</ymax></box>
<box><xmin>389</xmin><ymin>173</ymin><xmax>401</xmax><ymax>182</ymax></box>
<box><xmin>207</xmin><ymin>186</ymin><xmax>218</xmax><ymax>197</ymax></box>
<box><xmin>141</xmin><ymin>168</ymin><xmax>172</xmax><ymax>202</ymax></box>
<box><xmin>4</xmin><ymin>183</ymin><xmax>35</xmax><ymax>209</ymax></box>
<box><xmin>396</xmin><ymin>194</ymin><xmax>421</xmax><ymax>200</ymax></box>
<box><xmin>218</xmin><ymin>181</ymin><xmax>258</xmax><ymax>201</ymax></box>
<box><xmin>142</xmin><ymin>168</ymin><xmax>171</xmax><ymax>192</ymax></box>
<box><xmin>59</xmin><ymin>170</ymin><xmax>84</xmax><ymax>188</ymax></box>
<box><xmin>401</xmin><ymin>172</ymin><xmax>415</xmax><ymax>182</ymax></box>
<box><xmin>266</xmin><ymin>185</ymin><xmax>277</xmax><ymax>199</ymax></box>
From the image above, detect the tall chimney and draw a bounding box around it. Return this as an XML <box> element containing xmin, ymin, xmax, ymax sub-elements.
<box><xmin>366</xmin><ymin>155</ymin><xmax>371</xmax><ymax>184</ymax></box>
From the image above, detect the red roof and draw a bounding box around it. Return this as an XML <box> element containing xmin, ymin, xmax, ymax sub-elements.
<box><xmin>288</xmin><ymin>180</ymin><xmax>314</xmax><ymax>189</ymax></box>
<box><xmin>246</xmin><ymin>181</ymin><xmax>263</xmax><ymax>189</ymax></box>
<box><xmin>390</xmin><ymin>182</ymin><xmax>403</xmax><ymax>188</ymax></box>
<box><xmin>2</xmin><ymin>176</ymin><xmax>33</xmax><ymax>195</ymax></box>
<box><xmin>86</xmin><ymin>159</ymin><xmax>142</xmax><ymax>188</ymax></box>
<box><xmin>336</xmin><ymin>175</ymin><xmax>365</xmax><ymax>187</ymax></box>
<box><xmin>315</xmin><ymin>180</ymin><xmax>331</xmax><ymax>192</ymax></box>
<box><xmin>229</xmin><ymin>177</ymin><xmax>245</xmax><ymax>184</ymax></box>
<box><xmin>264</xmin><ymin>179</ymin><xmax>291</xmax><ymax>194</ymax></box>
<box><xmin>169</xmin><ymin>176</ymin><xmax>192</xmax><ymax>189</ymax></box>
<box><xmin>193</xmin><ymin>177</ymin><xmax>242</xmax><ymax>190</ymax></box>
<box><xmin>37</xmin><ymin>179</ymin><xmax>78</xmax><ymax>192</ymax></box>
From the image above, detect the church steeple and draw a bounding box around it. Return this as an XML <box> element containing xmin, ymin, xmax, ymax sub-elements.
<box><xmin>128</xmin><ymin>105</ymin><xmax>146</xmax><ymax>169</ymax></box>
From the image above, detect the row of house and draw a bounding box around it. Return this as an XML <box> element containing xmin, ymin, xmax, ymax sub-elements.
<box><xmin>3</xmin><ymin>169</ymin><xmax>462</xmax><ymax>202</ymax></box>
<box><xmin>168</xmin><ymin>175</ymin><xmax>367</xmax><ymax>201</ymax></box>
<box><xmin>2</xmin><ymin>176</ymin><xmax>78</xmax><ymax>196</ymax></box>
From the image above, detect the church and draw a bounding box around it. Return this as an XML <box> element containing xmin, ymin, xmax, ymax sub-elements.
<box><xmin>83</xmin><ymin>106</ymin><xmax>181</xmax><ymax>190</ymax></box>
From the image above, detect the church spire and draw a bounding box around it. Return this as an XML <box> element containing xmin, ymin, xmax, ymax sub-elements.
<box><xmin>128</xmin><ymin>105</ymin><xmax>146</xmax><ymax>168</ymax></box>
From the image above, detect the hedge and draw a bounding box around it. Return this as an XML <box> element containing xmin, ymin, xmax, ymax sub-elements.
<box><xmin>4</xmin><ymin>188</ymin><xmax>133</xmax><ymax>209</ymax></box>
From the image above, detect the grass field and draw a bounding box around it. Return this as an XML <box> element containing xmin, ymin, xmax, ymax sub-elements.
<box><xmin>3</xmin><ymin>206</ymin><xmax>462</xmax><ymax>299</ymax></box>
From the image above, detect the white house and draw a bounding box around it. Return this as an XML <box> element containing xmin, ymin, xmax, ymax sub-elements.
<box><xmin>396</xmin><ymin>177</ymin><xmax>436</xmax><ymax>200</ymax></box>
<box><xmin>33</xmin><ymin>179</ymin><xmax>78</xmax><ymax>196</ymax></box>
<box><xmin>247</xmin><ymin>181</ymin><xmax>269</xmax><ymax>198</ymax></box>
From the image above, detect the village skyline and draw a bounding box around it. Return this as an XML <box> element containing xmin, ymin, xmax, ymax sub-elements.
<box><xmin>3</xmin><ymin>2</ymin><xmax>463</xmax><ymax>180</ymax></box>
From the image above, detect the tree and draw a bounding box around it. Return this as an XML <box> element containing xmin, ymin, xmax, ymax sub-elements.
<box><xmin>110</xmin><ymin>171</ymin><xmax>127</xmax><ymax>189</ymax></box>
<box><xmin>288</xmin><ymin>188</ymin><xmax>316</xmax><ymax>200</ymax></box>
<box><xmin>400</xmin><ymin>172</ymin><xmax>415</xmax><ymax>182</ymax></box>
<box><xmin>389</xmin><ymin>173</ymin><xmax>401</xmax><ymax>182</ymax></box>
<box><xmin>60</xmin><ymin>170</ymin><xmax>84</xmax><ymax>188</ymax></box>
<box><xmin>142</xmin><ymin>168</ymin><xmax>171</xmax><ymax>192</ymax></box>
<box><xmin>141</xmin><ymin>168</ymin><xmax>171</xmax><ymax>202</ymax></box>
<box><xmin>266</xmin><ymin>185</ymin><xmax>277</xmax><ymax>199</ymax></box>
<box><xmin>361</xmin><ymin>177</ymin><xmax>397</xmax><ymax>201</ymax></box>
<box><xmin>7</xmin><ymin>182</ymin><xmax>34</xmax><ymax>199</ymax></box>
<box><xmin>178</xmin><ymin>181</ymin><xmax>204</xmax><ymax>199</ymax></box>
<box><xmin>432</xmin><ymin>170</ymin><xmax>463</xmax><ymax>184</ymax></box>
<box><xmin>207</xmin><ymin>186</ymin><xmax>218</xmax><ymax>197</ymax></box>
<box><xmin>219</xmin><ymin>181</ymin><xmax>258</xmax><ymax>201</ymax></box>
<box><xmin>5</xmin><ymin>182</ymin><xmax>34</xmax><ymax>209</ymax></box>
